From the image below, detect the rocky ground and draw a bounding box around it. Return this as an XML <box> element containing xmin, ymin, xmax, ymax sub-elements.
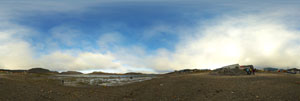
<box><xmin>0</xmin><ymin>72</ymin><xmax>300</xmax><ymax>101</ymax></box>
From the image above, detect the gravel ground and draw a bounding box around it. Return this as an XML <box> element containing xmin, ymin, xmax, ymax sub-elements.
<box><xmin>0</xmin><ymin>73</ymin><xmax>299</xmax><ymax>101</ymax></box>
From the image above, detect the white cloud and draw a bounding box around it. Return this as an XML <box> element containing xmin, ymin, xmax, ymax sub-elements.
<box><xmin>141</xmin><ymin>25</ymin><xmax>175</xmax><ymax>39</ymax></box>
<box><xmin>0</xmin><ymin>22</ymin><xmax>35</xmax><ymax>70</ymax></box>
<box><xmin>38</xmin><ymin>51</ymin><xmax>124</xmax><ymax>72</ymax></box>
<box><xmin>0</xmin><ymin>19</ymin><xmax>126</xmax><ymax>72</ymax></box>
<box><xmin>144</xmin><ymin>12</ymin><xmax>300</xmax><ymax>71</ymax></box>
<box><xmin>97</xmin><ymin>32</ymin><xmax>123</xmax><ymax>50</ymax></box>
<box><xmin>50</xmin><ymin>25</ymin><xmax>81</xmax><ymax>46</ymax></box>
<box><xmin>0</xmin><ymin>41</ymin><xmax>34</xmax><ymax>69</ymax></box>
<box><xmin>105</xmin><ymin>11</ymin><xmax>300</xmax><ymax>73</ymax></box>
<box><xmin>1</xmin><ymin>1</ymin><xmax>300</xmax><ymax>73</ymax></box>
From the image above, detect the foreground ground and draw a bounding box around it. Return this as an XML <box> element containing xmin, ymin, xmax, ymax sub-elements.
<box><xmin>0</xmin><ymin>72</ymin><xmax>299</xmax><ymax>101</ymax></box>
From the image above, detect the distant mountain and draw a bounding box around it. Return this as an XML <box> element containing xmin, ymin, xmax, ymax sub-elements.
<box><xmin>28</xmin><ymin>68</ymin><xmax>58</xmax><ymax>74</ymax></box>
<box><xmin>89</xmin><ymin>71</ymin><xmax>146</xmax><ymax>75</ymax></box>
<box><xmin>167</xmin><ymin>69</ymin><xmax>211</xmax><ymax>74</ymax></box>
<box><xmin>0</xmin><ymin>69</ymin><xmax>27</xmax><ymax>73</ymax></box>
<box><xmin>28</xmin><ymin>68</ymin><xmax>51</xmax><ymax>73</ymax></box>
<box><xmin>1</xmin><ymin>68</ymin><xmax>59</xmax><ymax>74</ymax></box>
<box><xmin>60</xmin><ymin>71</ymin><xmax>83</xmax><ymax>75</ymax></box>
<box><xmin>124</xmin><ymin>72</ymin><xmax>144</xmax><ymax>75</ymax></box>
<box><xmin>88</xmin><ymin>71</ymin><xmax>117</xmax><ymax>75</ymax></box>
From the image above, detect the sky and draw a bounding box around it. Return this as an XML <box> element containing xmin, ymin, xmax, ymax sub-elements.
<box><xmin>1</xmin><ymin>0</ymin><xmax>300</xmax><ymax>73</ymax></box>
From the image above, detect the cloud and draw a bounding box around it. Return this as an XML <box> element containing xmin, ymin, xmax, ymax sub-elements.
<box><xmin>38</xmin><ymin>51</ymin><xmax>124</xmax><ymax>72</ymax></box>
<box><xmin>0</xmin><ymin>41</ymin><xmax>34</xmax><ymax>69</ymax></box>
<box><xmin>50</xmin><ymin>25</ymin><xmax>81</xmax><ymax>46</ymax></box>
<box><xmin>0</xmin><ymin>18</ymin><xmax>126</xmax><ymax>72</ymax></box>
<box><xmin>1</xmin><ymin>1</ymin><xmax>300</xmax><ymax>73</ymax></box>
<box><xmin>104</xmin><ymin>10</ymin><xmax>300</xmax><ymax>73</ymax></box>
<box><xmin>97</xmin><ymin>32</ymin><xmax>123</xmax><ymax>50</ymax></box>
<box><xmin>144</xmin><ymin>11</ymin><xmax>300</xmax><ymax>71</ymax></box>
<box><xmin>141</xmin><ymin>25</ymin><xmax>175</xmax><ymax>39</ymax></box>
<box><xmin>0</xmin><ymin>22</ymin><xmax>35</xmax><ymax>69</ymax></box>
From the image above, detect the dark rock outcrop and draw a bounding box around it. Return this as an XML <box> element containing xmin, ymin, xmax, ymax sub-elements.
<box><xmin>28</xmin><ymin>68</ymin><xmax>51</xmax><ymax>73</ymax></box>
<box><xmin>167</xmin><ymin>69</ymin><xmax>211</xmax><ymax>74</ymax></box>
<box><xmin>210</xmin><ymin>68</ymin><xmax>247</xmax><ymax>75</ymax></box>
<box><xmin>60</xmin><ymin>71</ymin><xmax>83</xmax><ymax>75</ymax></box>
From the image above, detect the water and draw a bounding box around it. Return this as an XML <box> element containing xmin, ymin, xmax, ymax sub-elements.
<box><xmin>54</xmin><ymin>74</ymin><xmax>156</xmax><ymax>87</ymax></box>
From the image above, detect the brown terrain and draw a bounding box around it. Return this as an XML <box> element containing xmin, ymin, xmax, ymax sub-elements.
<box><xmin>0</xmin><ymin>72</ymin><xmax>300</xmax><ymax>101</ymax></box>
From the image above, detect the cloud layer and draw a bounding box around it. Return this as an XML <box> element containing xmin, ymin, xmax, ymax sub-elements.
<box><xmin>159</xmin><ymin>12</ymin><xmax>300</xmax><ymax>70</ymax></box>
<box><xmin>0</xmin><ymin>1</ymin><xmax>300</xmax><ymax>73</ymax></box>
<box><xmin>110</xmin><ymin>11</ymin><xmax>300</xmax><ymax>72</ymax></box>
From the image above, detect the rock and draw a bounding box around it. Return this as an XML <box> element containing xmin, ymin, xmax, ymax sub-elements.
<box><xmin>160</xmin><ymin>84</ymin><xmax>164</xmax><ymax>86</ymax></box>
<box><xmin>28</xmin><ymin>68</ymin><xmax>51</xmax><ymax>73</ymax></box>
<box><xmin>210</xmin><ymin>64</ymin><xmax>248</xmax><ymax>75</ymax></box>
<box><xmin>60</xmin><ymin>71</ymin><xmax>83</xmax><ymax>75</ymax></box>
